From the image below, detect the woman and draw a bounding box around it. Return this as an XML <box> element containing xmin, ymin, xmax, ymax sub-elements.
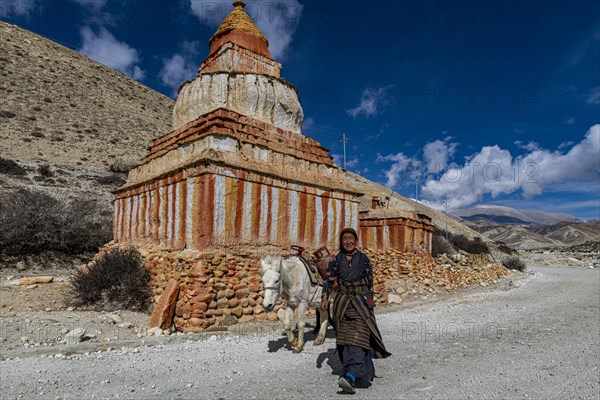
<box><xmin>321</xmin><ymin>228</ymin><xmax>391</xmax><ymax>394</ymax></box>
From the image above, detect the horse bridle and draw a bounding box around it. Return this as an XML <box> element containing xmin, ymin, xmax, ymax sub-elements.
<box><xmin>263</xmin><ymin>280</ymin><xmax>281</xmax><ymax>292</ymax></box>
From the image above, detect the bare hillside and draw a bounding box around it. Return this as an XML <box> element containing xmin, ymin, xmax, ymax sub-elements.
<box><xmin>0</xmin><ymin>21</ymin><xmax>173</xmax><ymax>170</ymax></box>
<box><xmin>465</xmin><ymin>220</ymin><xmax>600</xmax><ymax>249</ymax></box>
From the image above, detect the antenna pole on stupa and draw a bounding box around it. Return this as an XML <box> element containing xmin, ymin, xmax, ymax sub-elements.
<box><xmin>340</xmin><ymin>131</ymin><xmax>349</xmax><ymax>169</ymax></box>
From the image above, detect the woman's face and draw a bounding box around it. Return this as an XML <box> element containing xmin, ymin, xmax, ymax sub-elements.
<box><xmin>341</xmin><ymin>232</ymin><xmax>357</xmax><ymax>253</ymax></box>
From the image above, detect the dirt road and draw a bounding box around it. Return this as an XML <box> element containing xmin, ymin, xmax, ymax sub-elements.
<box><xmin>1</xmin><ymin>264</ymin><xmax>598</xmax><ymax>399</ymax></box>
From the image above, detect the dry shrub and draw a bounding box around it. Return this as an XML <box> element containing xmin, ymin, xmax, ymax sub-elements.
<box><xmin>432</xmin><ymin>232</ymin><xmax>454</xmax><ymax>256</ymax></box>
<box><xmin>0</xmin><ymin>157</ymin><xmax>26</xmax><ymax>176</ymax></box>
<box><xmin>0</xmin><ymin>189</ymin><xmax>111</xmax><ymax>255</ymax></box>
<box><xmin>496</xmin><ymin>241</ymin><xmax>517</xmax><ymax>255</ymax></box>
<box><xmin>451</xmin><ymin>234</ymin><xmax>490</xmax><ymax>254</ymax></box>
<box><xmin>96</xmin><ymin>174</ymin><xmax>126</xmax><ymax>186</ymax></box>
<box><xmin>108</xmin><ymin>157</ymin><xmax>137</xmax><ymax>173</ymax></box>
<box><xmin>502</xmin><ymin>256</ymin><xmax>527</xmax><ymax>271</ymax></box>
<box><xmin>70</xmin><ymin>247</ymin><xmax>151</xmax><ymax>310</ymax></box>
<box><xmin>434</xmin><ymin>228</ymin><xmax>490</xmax><ymax>255</ymax></box>
<box><xmin>38</xmin><ymin>164</ymin><xmax>53</xmax><ymax>177</ymax></box>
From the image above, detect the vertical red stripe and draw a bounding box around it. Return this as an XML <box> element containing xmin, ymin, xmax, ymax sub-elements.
<box><xmin>279</xmin><ymin>190</ymin><xmax>289</xmax><ymax>245</ymax></box>
<box><xmin>161</xmin><ymin>182</ymin><xmax>169</xmax><ymax>246</ymax></box>
<box><xmin>298</xmin><ymin>191</ymin><xmax>307</xmax><ymax>242</ymax></box>
<box><xmin>251</xmin><ymin>183</ymin><xmax>261</xmax><ymax>241</ymax></box>
<box><xmin>153</xmin><ymin>186</ymin><xmax>160</xmax><ymax>240</ymax></box>
<box><xmin>307</xmin><ymin>194</ymin><xmax>315</xmax><ymax>244</ymax></box>
<box><xmin>196</xmin><ymin>175</ymin><xmax>215</xmax><ymax>248</ymax></box>
<box><xmin>234</xmin><ymin>179</ymin><xmax>245</xmax><ymax>239</ymax></box>
<box><xmin>171</xmin><ymin>183</ymin><xmax>177</xmax><ymax>248</ymax></box>
<box><xmin>340</xmin><ymin>200</ymin><xmax>346</xmax><ymax>231</ymax></box>
<box><xmin>180</xmin><ymin>181</ymin><xmax>187</xmax><ymax>249</ymax></box>
<box><xmin>266</xmin><ymin>185</ymin><xmax>272</xmax><ymax>242</ymax></box>
<box><xmin>141</xmin><ymin>193</ymin><xmax>147</xmax><ymax>238</ymax></box>
<box><xmin>376</xmin><ymin>225</ymin><xmax>384</xmax><ymax>250</ymax></box>
<box><xmin>320</xmin><ymin>194</ymin><xmax>330</xmax><ymax>245</ymax></box>
<box><xmin>127</xmin><ymin>197</ymin><xmax>133</xmax><ymax>241</ymax></box>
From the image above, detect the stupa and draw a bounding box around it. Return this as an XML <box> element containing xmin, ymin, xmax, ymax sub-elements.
<box><xmin>104</xmin><ymin>2</ymin><xmax>463</xmax><ymax>332</ymax></box>
<box><xmin>113</xmin><ymin>1</ymin><xmax>361</xmax><ymax>252</ymax></box>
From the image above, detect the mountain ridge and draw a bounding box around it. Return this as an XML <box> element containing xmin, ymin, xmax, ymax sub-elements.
<box><xmin>453</xmin><ymin>204</ymin><xmax>581</xmax><ymax>225</ymax></box>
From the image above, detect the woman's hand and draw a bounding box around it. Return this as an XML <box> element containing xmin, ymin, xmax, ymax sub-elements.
<box><xmin>320</xmin><ymin>296</ymin><xmax>328</xmax><ymax>311</ymax></box>
<box><xmin>366</xmin><ymin>296</ymin><xmax>375</xmax><ymax>309</ymax></box>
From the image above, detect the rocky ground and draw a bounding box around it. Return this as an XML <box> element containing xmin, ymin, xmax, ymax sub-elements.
<box><xmin>520</xmin><ymin>242</ymin><xmax>600</xmax><ymax>268</ymax></box>
<box><xmin>1</xmin><ymin>252</ymin><xmax>598</xmax><ymax>399</ymax></box>
<box><xmin>0</xmin><ymin>248</ymin><xmax>600</xmax><ymax>399</ymax></box>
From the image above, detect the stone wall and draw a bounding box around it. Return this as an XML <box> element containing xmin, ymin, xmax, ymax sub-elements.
<box><xmin>364</xmin><ymin>248</ymin><xmax>510</xmax><ymax>304</ymax></box>
<box><xmin>141</xmin><ymin>248</ymin><xmax>282</xmax><ymax>333</ymax></box>
<box><xmin>94</xmin><ymin>243</ymin><xmax>509</xmax><ymax>332</ymax></box>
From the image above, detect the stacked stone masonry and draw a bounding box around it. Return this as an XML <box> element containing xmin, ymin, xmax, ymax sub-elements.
<box><xmin>95</xmin><ymin>244</ymin><xmax>509</xmax><ymax>333</ymax></box>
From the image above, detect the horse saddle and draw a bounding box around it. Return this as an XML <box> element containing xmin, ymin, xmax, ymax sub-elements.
<box><xmin>291</xmin><ymin>245</ymin><xmax>336</xmax><ymax>286</ymax></box>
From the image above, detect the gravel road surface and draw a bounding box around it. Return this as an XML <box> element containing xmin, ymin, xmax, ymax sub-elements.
<box><xmin>1</xmin><ymin>264</ymin><xmax>598</xmax><ymax>400</ymax></box>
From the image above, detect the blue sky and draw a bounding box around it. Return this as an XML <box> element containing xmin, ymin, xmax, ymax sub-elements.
<box><xmin>2</xmin><ymin>0</ymin><xmax>599</xmax><ymax>220</ymax></box>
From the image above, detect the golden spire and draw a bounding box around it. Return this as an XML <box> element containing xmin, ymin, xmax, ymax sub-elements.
<box><xmin>211</xmin><ymin>1</ymin><xmax>267</xmax><ymax>42</ymax></box>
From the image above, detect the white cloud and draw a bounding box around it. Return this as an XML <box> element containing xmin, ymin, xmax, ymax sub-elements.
<box><xmin>159</xmin><ymin>41</ymin><xmax>201</xmax><ymax>96</ymax></box>
<box><xmin>79</xmin><ymin>26</ymin><xmax>145</xmax><ymax>80</ymax></box>
<box><xmin>586</xmin><ymin>87</ymin><xmax>600</xmax><ymax>105</ymax></box>
<box><xmin>332</xmin><ymin>153</ymin><xmax>359</xmax><ymax>169</ymax></box>
<box><xmin>132</xmin><ymin>65</ymin><xmax>145</xmax><ymax>80</ymax></box>
<box><xmin>189</xmin><ymin>0</ymin><xmax>303</xmax><ymax>60</ymax></box>
<box><xmin>564</xmin><ymin>117</ymin><xmax>576</xmax><ymax>125</ymax></box>
<box><xmin>514</xmin><ymin>140</ymin><xmax>540</xmax><ymax>151</ymax></box>
<box><xmin>421</xmin><ymin>124</ymin><xmax>600</xmax><ymax>209</ymax></box>
<box><xmin>423</xmin><ymin>138</ymin><xmax>458</xmax><ymax>173</ymax></box>
<box><xmin>1</xmin><ymin>0</ymin><xmax>36</xmax><ymax>17</ymax></box>
<box><xmin>558</xmin><ymin>141</ymin><xmax>575</xmax><ymax>150</ymax></box>
<box><xmin>302</xmin><ymin>117</ymin><xmax>314</xmax><ymax>131</ymax></box>
<box><xmin>568</xmin><ymin>29</ymin><xmax>600</xmax><ymax>66</ymax></box>
<box><xmin>346</xmin><ymin>85</ymin><xmax>394</xmax><ymax>119</ymax></box>
<box><xmin>159</xmin><ymin>54</ymin><xmax>196</xmax><ymax>95</ymax></box>
<box><xmin>376</xmin><ymin>152</ymin><xmax>421</xmax><ymax>188</ymax></box>
<box><xmin>512</xmin><ymin>122</ymin><xmax>526</xmax><ymax>134</ymax></box>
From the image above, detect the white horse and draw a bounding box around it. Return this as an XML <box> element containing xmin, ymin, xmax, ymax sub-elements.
<box><xmin>260</xmin><ymin>254</ymin><xmax>328</xmax><ymax>353</ymax></box>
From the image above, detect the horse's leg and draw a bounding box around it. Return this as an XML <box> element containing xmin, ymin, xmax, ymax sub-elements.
<box><xmin>284</xmin><ymin>305</ymin><xmax>295</xmax><ymax>345</ymax></box>
<box><xmin>312</xmin><ymin>309</ymin><xmax>320</xmax><ymax>334</ymax></box>
<box><xmin>313</xmin><ymin>307</ymin><xmax>328</xmax><ymax>346</ymax></box>
<box><xmin>292</xmin><ymin>302</ymin><xmax>307</xmax><ymax>353</ymax></box>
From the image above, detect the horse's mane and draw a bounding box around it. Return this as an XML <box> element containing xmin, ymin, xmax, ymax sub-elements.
<box><xmin>260</xmin><ymin>254</ymin><xmax>282</xmax><ymax>275</ymax></box>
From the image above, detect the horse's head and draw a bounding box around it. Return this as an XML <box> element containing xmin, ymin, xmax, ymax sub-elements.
<box><xmin>260</xmin><ymin>254</ymin><xmax>282</xmax><ymax>312</ymax></box>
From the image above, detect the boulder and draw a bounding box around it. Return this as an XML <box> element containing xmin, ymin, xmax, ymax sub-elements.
<box><xmin>19</xmin><ymin>276</ymin><xmax>54</xmax><ymax>285</ymax></box>
<box><xmin>148</xmin><ymin>279</ymin><xmax>180</xmax><ymax>329</ymax></box>
<box><xmin>65</xmin><ymin>327</ymin><xmax>86</xmax><ymax>344</ymax></box>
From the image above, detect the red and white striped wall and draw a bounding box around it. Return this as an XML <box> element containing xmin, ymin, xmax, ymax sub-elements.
<box><xmin>114</xmin><ymin>166</ymin><xmax>360</xmax><ymax>251</ymax></box>
<box><xmin>359</xmin><ymin>217</ymin><xmax>434</xmax><ymax>253</ymax></box>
